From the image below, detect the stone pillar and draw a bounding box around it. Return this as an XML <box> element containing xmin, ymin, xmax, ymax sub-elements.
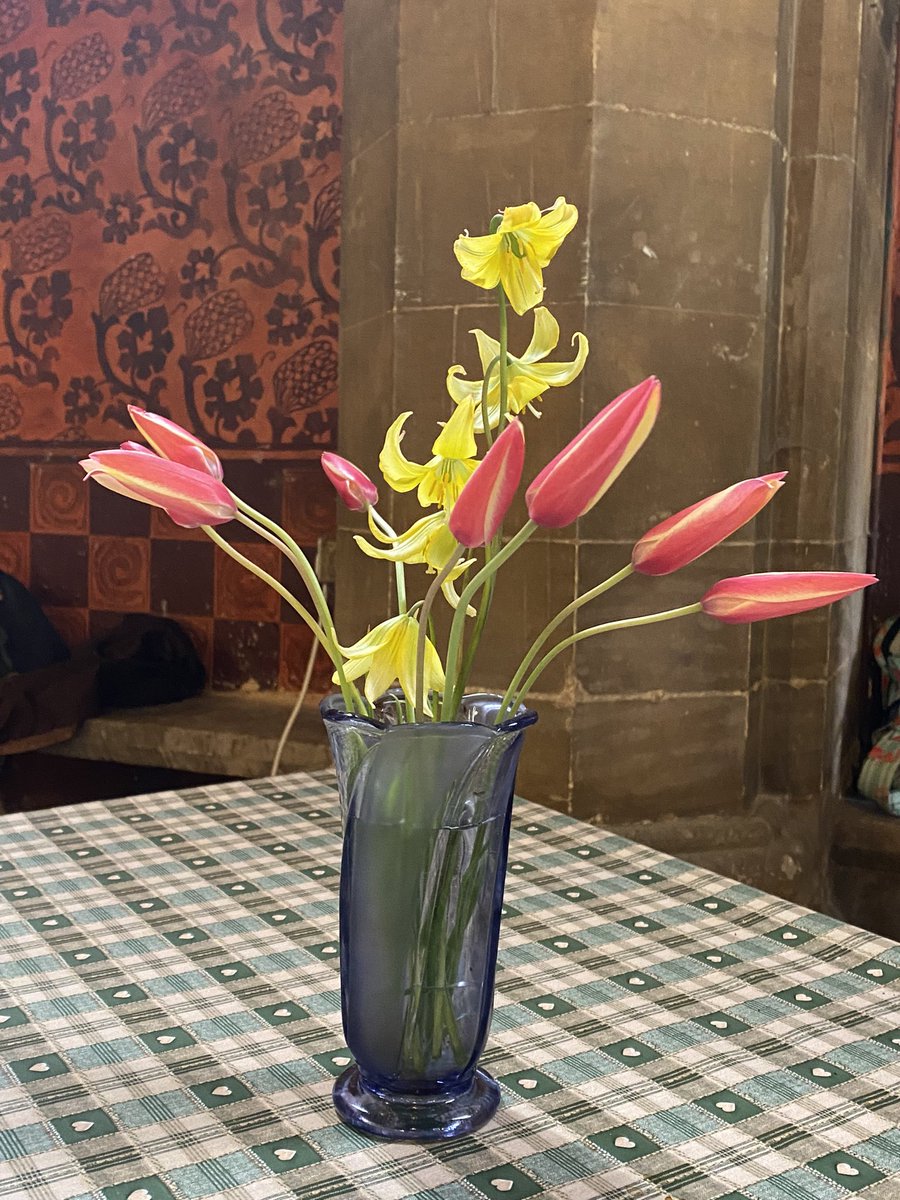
<box><xmin>338</xmin><ymin>0</ymin><xmax>897</xmax><ymax>903</ymax></box>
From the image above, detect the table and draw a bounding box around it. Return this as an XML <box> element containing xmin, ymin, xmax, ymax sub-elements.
<box><xmin>1</xmin><ymin>772</ymin><xmax>900</xmax><ymax>1200</ymax></box>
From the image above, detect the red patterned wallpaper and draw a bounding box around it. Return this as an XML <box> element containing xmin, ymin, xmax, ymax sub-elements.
<box><xmin>0</xmin><ymin>0</ymin><xmax>341</xmax><ymax>690</ymax></box>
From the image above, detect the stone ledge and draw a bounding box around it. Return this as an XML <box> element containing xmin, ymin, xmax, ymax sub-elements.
<box><xmin>44</xmin><ymin>692</ymin><xmax>330</xmax><ymax>780</ymax></box>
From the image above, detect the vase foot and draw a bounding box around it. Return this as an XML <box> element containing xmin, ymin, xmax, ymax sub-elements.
<box><xmin>332</xmin><ymin>1065</ymin><xmax>500</xmax><ymax>1141</ymax></box>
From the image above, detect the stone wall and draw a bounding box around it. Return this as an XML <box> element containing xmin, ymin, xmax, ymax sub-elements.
<box><xmin>338</xmin><ymin>0</ymin><xmax>897</xmax><ymax>904</ymax></box>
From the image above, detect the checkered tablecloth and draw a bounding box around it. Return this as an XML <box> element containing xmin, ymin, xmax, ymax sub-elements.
<box><xmin>2</xmin><ymin>771</ymin><xmax>900</xmax><ymax>1200</ymax></box>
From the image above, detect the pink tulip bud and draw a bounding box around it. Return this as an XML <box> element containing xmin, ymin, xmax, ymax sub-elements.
<box><xmin>632</xmin><ymin>472</ymin><xmax>787</xmax><ymax>576</ymax></box>
<box><xmin>449</xmin><ymin>419</ymin><xmax>526</xmax><ymax>547</ymax></box>
<box><xmin>321</xmin><ymin>451</ymin><xmax>379</xmax><ymax>511</ymax></box>
<box><xmin>128</xmin><ymin>405</ymin><xmax>224</xmax><ymax>481</ymax></box>
<box><xmin>526</xmin><ymin>376</ymin><xmax>660</xmax><ymax>528</ymax></box>
<box><xmin>81</xmin><ymin>449</ymin><xmax>237</xmax><ymax>528</ymax></box>
<box><xmin>701</xmin><ymin>571</ymin><xmax>876</xmax><ymax>624</ymax></box>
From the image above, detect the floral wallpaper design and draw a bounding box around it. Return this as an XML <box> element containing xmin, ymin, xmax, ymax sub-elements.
<box><xmin>0</xmin><ymin>0</ymin><xmax>341</xmax><ymax>452</ymax></box>
<box><xmin>0</xmin><ymin>0</ymin><xmax>342</xmax><ymax>692</ymax></box>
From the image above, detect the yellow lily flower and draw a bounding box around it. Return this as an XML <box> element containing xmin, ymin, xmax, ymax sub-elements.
<box><xmin>380</xmin><ymin>398</ymin><xmax>479</xmax><ymax>510</ymax></box>
<box><xmin>336</xmin><ymin>614</ymin><xmax>444</xmax><ymax>712</ymax></box>
<box><xmin>355</xmin><ymin>511</ymin><xmax>476</xmax><ymax>613</ymax></box>
<box><xmin>453</xmin><ymin>197</ymin><xmax>578</xmax><ymax>316</ymax></box>
<box><xmin>447</xmin><ymin>307</ymin><xmax>589</xmax><ymax>431</ymax></box>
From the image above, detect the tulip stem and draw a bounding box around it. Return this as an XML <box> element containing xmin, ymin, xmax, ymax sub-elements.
<box><xmin>415</xmin><ymin>547</ymin><xmax>461</xmax><ymax>722</ymax></box>
<box><xmin>497</xmin><ymin>563</ymin><xmax>634</xmax><ymax>721</ymax></box>
<box><xmin>369</xmin><ymin>507</ymin><xmax>408</xmax><ymax>614</ymax></box>
<box><xmin>231</xmin><ymin>499</ymin><xmax>360</xmax><ymax>715</ymax></box>
<box><xmin>480</xmin><ymin>355</ymin><xmax>501</xmax><ymax>446</ymax></box>
<box><xmin>201</xmin><ymin>525</ymin><xmax>330</xmax><ymax>653</ymax></box>
<box><xmin>451</xmin><ymin>537</ymin><xmax>498</xmax><ymax>718</ymax></box>
<box><xmin>441</xmin><ymin>520</ymin><xmax>537</xmax><ymax>721</ymax></box>
<box><xmin>508</xmin><ymin>602</ymin><xmax>703</xmax><ymax>714</ymax></box>
<box><xmin>496</xmin><ymin>286</ymin><xmax>509</xmax><ymax>430</ymax></box>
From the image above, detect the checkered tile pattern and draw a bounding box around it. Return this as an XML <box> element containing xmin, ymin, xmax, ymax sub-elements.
<box><xmin>1</xmin><ymin>772</ymin><xmax>900</xmax><ymax>1199</ymax></box>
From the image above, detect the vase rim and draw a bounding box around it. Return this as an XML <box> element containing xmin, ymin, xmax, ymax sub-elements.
<box><xmin>320</xmin><ymin>691</ymin><xmax>539</xmax><ymax>735</ymax></box>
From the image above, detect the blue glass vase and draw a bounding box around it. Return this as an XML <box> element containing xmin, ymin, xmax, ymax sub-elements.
<box><xmin>321</xmin><ymin>692</ymin><xmax>538</xmax><ymax>1141</ymax></box>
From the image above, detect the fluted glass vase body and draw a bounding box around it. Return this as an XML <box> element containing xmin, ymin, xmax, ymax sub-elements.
<box><xmin>321</xmin><ymin>692</ymin><xmax>537</xmax><ymax>1141</ymax></box>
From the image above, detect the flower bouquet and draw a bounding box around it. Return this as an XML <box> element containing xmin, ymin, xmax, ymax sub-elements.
<box><xmin>83</xmin><ymin>198</ymin><xmax>874</xmax><ymax>1141</ymax></box>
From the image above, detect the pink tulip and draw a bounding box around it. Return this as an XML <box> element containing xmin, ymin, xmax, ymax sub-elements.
<box><xmin>81</xmin><ymin>449</ymin><xmax>237</xmax><ymax>528</ymax></box>
<box><xmin>526</xmin><ymin>376</ymin><xmax>661</xmax><ymax>528</ymax></box>
<box><xmin>321</xmin><ymin>451</ymin><xmax>379</xmax><ymax>511</ymax></box>
<box><xmin>128</xmin><ymin>405</ymin><xmax>224</xmax><ymax>481</ymax></box>
<box><xmin>701</xmin><ymin>572</ymin><xmax>876</xmax><ymax>624</ymax></box>
<box><xmin>632</xmin><ymin>472</ymin><xmax>787</xmax><ymax>576</ymax></box>
<box><xmin>449</xmin><ymin>419</ymin><xmax>525</xmax><ymax>547</ymax></box>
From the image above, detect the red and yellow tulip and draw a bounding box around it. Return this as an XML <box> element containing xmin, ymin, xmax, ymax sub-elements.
<box><xmin>321</xmin><ymin>452</ymin><xmax>379</xmax><ymax>512</ymax></box>
<box><xmin>80</xmin><ymin>448</ymin><xmax>236</xmax><ymax>528</ymax></box>
<box><xmin>701</xmin><ymin>572</ymin><xmax>876</xmax><ymax>624</ymax></box>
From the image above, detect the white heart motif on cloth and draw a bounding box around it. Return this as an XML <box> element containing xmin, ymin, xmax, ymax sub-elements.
<box><xmin>321</xmin><ymin>946</ymin><xmax>337</xmax><ymax>955</ymax></box>
<box><xmin>139</xmin><ymin>902</ymin><xmax>153</xmax><ymax>909</ymax></box>
<box><xmin>273</xmin><ymin>1008</ymin><xmax>291</xmax><ymax>1018</ymax></box>
<box><xmin>127</xmin><ymin>1190</ymin><xmax>154</xmax><ymax>1200</ymax></box>
<box><xmin>634</xmin><ymin>920</ymin><xmax>649</xmax><ymax>929</ymax></box>
<box><xmin>710</xmin><ymin>1020</ymin><xmax>728</xmax><ymax>1029</ymax></box>
<box><xmin>782</xmin><ymin>931</ymin><xmax>798</xmax><ymax>940</ymax></box>
<box><xmin>614</xmin><ymin>1136</ymin><xmax>636</xmax><ymax>1149</ymax></box>
<box><xmin>178</xmin><ymin>933</ymin><xmax>194</xmax><ymax>940</ymax></box>
<box><xmin>107</xmin><ymin>875</ymin><xmax>121</xmax><ymax>881</ymax></box>
<box><xmin>157</xmin><ymin>1036</ymin><xmax>175</xmax><ymax>1045</ymax></box>
<box><xmin>273</xmin><ymin>845</ymin><xmax>286</xmax><ymax>851</ymax></box>
<box><xmin>704</xmin><ymin>902</ymin><xmax>719</xmax><ymax>910</ymax></box>
<box><xmin>566</xmin><ymin>891</ymin><xmax>580</xmax><ymax>898</ymax></box>
<box><xmin>312</xmin><ymin>869</ymin><xmax>326</xmax><ymax>876</ymax></box>
<box><xmin>43</xmin><ymin>919</ymin><xmax>58</xmax><ymax>927</ymax></box>
<box><xmin>0</xmin><ymin>1015</ymin><xmax>8</xmax><ymax>1024</ymax></box>
<box><xmin>192</xmin><ymin>860</ymin><xmax>206</xmax><ymax>866</ymax></box>
<box><xmin>621</xmin><ymin>1047</ymin><xmax>641</xmax><ymax>1058</ymax></box>
<box><xmin>811</xmin><ymin>1067</ymin><xmax>832</xmax><ymax>1078</ymax></box>
<box><xmin>232</xmin><ymin>885</ymin><xmax>245</xmax><ymax>892</ymax></box>
<box><xmin>211</xmin><ymin>1086</ymin><xmax>232</xmax><ymax>1096</ymax></box>
<box><xmin>112</xmin><ymin>990</ymin><xmax>131</xmax><ymax>999</ymax></box>
<box><xmin>74</xmin><ymin>953</ymin><xmax>90</xmax><ymax>961</ymax></box>
<box><xmin>537</xmin><ymin>1002</ymin><xmax>555</xmax><ymax>1011</ymax></box>
<box><xmin>638</xmin><ymin>874</ymin><xmax>652</xmax><ymax>881</ymax></box>
<box><xmin>71</xmin><ymin>1121</ymin><xmax>94</xmax><ymax>1132</ymax></box>
<box><xmin>553</xmin><ymin>940</ymin><xmax>569</xmax><ymax>949</ymax></box>
<box><xmin>835</xmin><ymin>1164</ymin><xmax>860</xmax><ymax>1177</ymax></box>
<box><xmin>628</xmin><ymin>977</ymin><xmax>645</xmax><ymax>986</ymax></box>
<box><xmin>867</xmin><ymin>968</ymin><xmax>884</xmax><ymax>978</ymax></box>
<box><xmin>332</xmin><ymin>1056</ymin><xmax>351</xmax><ymax>1066</ymax></box>
<box><xmin>29</xmin><ymin>1063</ymin><xmax>49</xmax><ymax>1072</ymax></box>
<box><xmin>13</xmin><ymin>889</ymin><xmax>27</xmax><ymax>897</ymax></box>
<box><xmin>272</xmin><ymin>914</ymin><xmax>287</xmax><ymax>922</ymax></box>
<box><xmin>795</xmin><ymin>993</ymin><xmax>812</xmax><ymax>1003</ymax></box>
<box><xmin>490</xmin><ymin>1181</ymin><xmax>514</xmax><ymax>1193</ymax></box>
<box><xmin>715</xmin><ymin>1101</ymin><xmax>736</xmax><ymax>1113</ymax></box>
<box><xmin>577</xmin><ymin>849</ymin><xmax>591</xmax><ymax>857</ymax></box>
<box><xmin>274</xmin><ymin>1148</ymin><xmax>296</xmax><ymax>1161</ymax></box>
<box><xmin>707</xmin><ymin>955</ymin><xmax>723</xmax><ymax>963</ymax></box>
<box><xmin>221</xmin><ymin>969</ymin><xmax>237</xmax><ymax>977</ymax></box>
<box><xmin>517</xmin><ymin>1078</ymin><xmax>538</xmax><ymax>1089</ymax></box>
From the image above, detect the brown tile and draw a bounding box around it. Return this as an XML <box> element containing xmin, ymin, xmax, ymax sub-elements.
<box><xmin>393</xmin><ymin>308</ymin><xmax>457</xmax><ymax>436</ymax></box>
<box><xmin>572</xmin><ymin>692</ymin><xmax>748</xmax><ymax>821</ymax></box>
<box><xmin>495</xmin><ymin>0</ymin><xmax>593</xmax><ymax>111</ymax></box>
<box><xmin>282</xmin><ymin>462</ymin><xmax>337</xmax><ymax>546</ymax></box>
<box><xmin>31</xmin><ymin>534</ymin><xmax>88</xmax><ymax>608</ymax></box>
<box><xmin>588</xmin><ymin>108</ymin><xmax>773</xmax><ymax>315</ymax></box>
<box><xmin>0</xmin><ymin>530</ymin><xmax>29</xmax><ymax>582</ymax></box>
<box><xmin>280</xmin><ymin>622</ymin><xmax>334</xmax><ymax>694</ymax></box>
<box><xmin>396</xmin><ymin>107</ymin><xmax>592</xmax><ymax>310</ymax></box>
<box><xmin>781</xmin><ymin>156</ymin><xmax>854</xmax><ymax>337</ymax></box>
<box><xmin>577</xmin><ymin>305</ymin><xmax>764</xmax><ymax>540</ymax></box>
<box><xmin>342</xmin><ymin>131</ymin><xmax>398</xmax><ymax>328</ymax></box>
<box><xmin>222</xmin><ymin>460</ymin><xmax>283</xmax><ymax>540</ymax></box>
<box><xmin>212</xmin><ymin>619</ymin><xmax>280</xmax><ymax>690</ymax></box>
<box><xmin>151</xmin><ymin>539</ymin><xmax>214</xmax><ymax>617</ymax></box>
<box><xmin>338</xmin><ymin>312</ymin><xmax>396</xmax><ymax>492</ymax></box>
<box><xmin>515</xmin><ymin>698</ymin><xmax>572</xmax><ymax>813</ymax></box>
<box><xmin>400</xmin><ymin>0</ymin><xmax>492</xmax><ymax>119</ymax></box>
<box><xmin>756</xmin><ymin>679</ymin><xmax>827</xmax><ymax>797</ymax></box>
<box><xmin>788</xmin><ymin>0</ymin><xmax>862</xmax><ymax>158</ymax></box>
<box><xmin>90</xmin><ymin>477</ymin><xmax>151</xmax><ymax>537</ymax></box>
<box><xmin>30</xmin><ymin>463</ymin><xmax>88</xmax><ymax>534</ymax></box>
<box><xmin>214</xmin><ymin>540</ymin><xmax>281</xmax><ymax>623</ymax></box>
<box><xmin>89</xmin><ymin>610</ymin><xmax>127</xmax><ymax>642</ymax></box>
<box><xmin>593</xmin><ymin>0</ymin><xmax>779</xmax><ymax>129</ymax></box>
<box><xmin>344</xmin><ymin>0</ymin><xmax>398</xmax><ymax>161</ymax></box>
<box><xmin>44</xmin><ymin>606</ymin><xmax>89</xmax><ymax>649</ymax></box>
<box><xmin>465</xmin><ymin>539</ymin><xmax>577</xmax><ymax>696</ymax></box>
<box><xmin>89</xmin><ymin>536</ymin><xmax>150</xmax><ymax>613</ymax></box>
<box><xmin>575</xmin><ymin>542</ymin><xmax>754</xmax><ymax>696</ymax></box>
<box><xmin>0</xmin><ymin>457</ymin><xmax>30</xmax><ymax>531</ymax></box>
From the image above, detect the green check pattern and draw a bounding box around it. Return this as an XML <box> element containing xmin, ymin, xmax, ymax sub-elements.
<box><xmin>1</xmin><ymin>771</ymin><xmax>900</xmax><ymax>1199</ymax></box>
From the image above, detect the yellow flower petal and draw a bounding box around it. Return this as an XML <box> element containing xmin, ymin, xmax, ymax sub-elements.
<box><xmin>380</xmin><ymin>412</ymin><xmax>428</xmax><ymax>493</ymax></box>
<box><xmin>431</xmin><ymin>396</ymin><xmax>477</xmax><ymax>459</ymax></box>
<box><xmin>520</xmin><ymin>307</ymin><xmax>560</xmax><ymax>362</ymax></box>
<box><xmin>453</xmin><ymin>231</ymin><xmax>503</xmax><ymax>291</ymax></box>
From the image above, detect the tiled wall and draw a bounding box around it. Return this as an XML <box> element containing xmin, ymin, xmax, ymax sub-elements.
<box><xmin>0</xmin><ymin>1</ymin><xmax>342</xmax><ymax>690</ymax></box>
<box><xmin>339</xmin><ymin>0</ymin><xmax>894</xmax><ymax>903</ymax></box>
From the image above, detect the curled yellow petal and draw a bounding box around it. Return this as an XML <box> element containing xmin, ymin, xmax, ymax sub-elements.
<box><xmin>380</xmin><ymin>412</ymin><xmax>427</xmax><ymax>493</ymax></box>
